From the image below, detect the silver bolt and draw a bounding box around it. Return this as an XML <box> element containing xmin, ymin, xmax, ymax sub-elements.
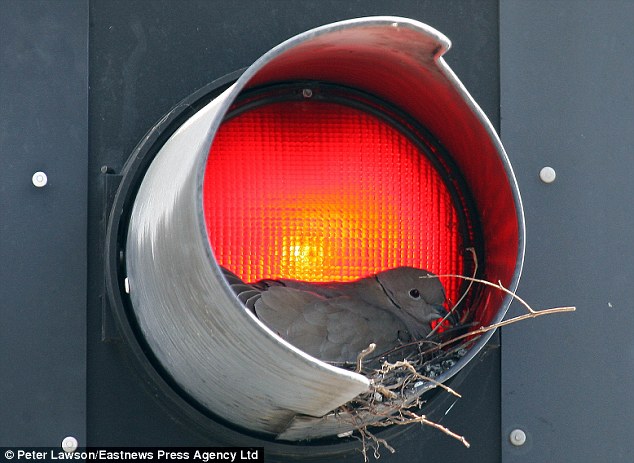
<box><xmin>32</xmin><ymin>171</ymin><xmax>48</xmax><ymax>188</ymax></box>
<box><xmin>61</xmin><ymin>436</ymin><xmax>78</xmax><ymax>453</ymax></box>
<box><xmin>539</xmin><ymin>166</ymin><xmax>556</xmax><ymax>184</ymax></box>
<box><xmin>302</xmin><ymin>88</ymin><xmax>313</xmax><ymax>98</ymax></box>
<box><xmin>509</xmin><ymin>428</ymin><xmax>527</xmax><ymax>446</ymax></box>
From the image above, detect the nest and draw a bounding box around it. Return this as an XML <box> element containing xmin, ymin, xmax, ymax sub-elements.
<box><xmin>327</xmin><ymin>308</ymin><xmax>478</xmax><ymax>459</ymax></box>
<box><xmin>320</xmin><ymin>266</ymin><xmax>576</xmax><ymax>461</ymax></box>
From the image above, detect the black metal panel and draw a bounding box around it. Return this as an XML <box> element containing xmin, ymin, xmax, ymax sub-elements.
<box><xmin>7</xmin><ymin>0</ymin><xmax>633</xmax><ymax>459</ymax></box>
<box><xmin>0</xmin><ymin>0</ymin><xmax>88</xmax><ymax>446</ymax></box>
<box><xmin>86</xmin><ymin>0</ymin><xmax>502</xmax><ymax>460</ymax></box>
<box><xmin>500</xmin><ymin>1</ymin><xmax>634</xmax><ymax>462</ymax></box>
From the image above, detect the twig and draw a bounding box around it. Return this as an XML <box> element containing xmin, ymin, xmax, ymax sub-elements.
<box><xmin>367</xmin><ymin>408</ymin><xmax>470</xmax><ymax>448</ymax></box>
<box><xmin>423</xmin><ymin>273</ymin><xmax>537</xmax><ymax>314</ymax></box>
<box><xmin>372</xmin><ymin>384</ymin><xmax>397</xmax><ymax>400</ymax></box>
<box><xmin>354</xmin><ymin>427</ymin><xmax>396</xmax><ymax>463</ymax></box>
<box><xmin>437</xmin><ymin>305</ymin><xmax>576</xmax><ymax>350</ymax></box>
<box><xmin>356</xmin><ymin>343</ymin><xmax>376</xmax><ymax>373</ymax></box>
<box><xmin>381</xmin><ymin>291</ymin><xmax>575</xmax><ymax>362</ymax></box>
<box><xmin>400</xmin><ymin>411</ymin><xmax>471</xmax><ymax>448</ymax></box>
<box><xmin>421</xmin><ymin>272</ymin><xmax>576</xmax><ymax>348</ymax></box>
<box><xmin>427</xmin><ymin>247</ymin><xmax>479</xmax><ymax>338</ymax></box>
<box><xmin>379</xmin><ymin>360</ymin><xmax>461</xmax><ymax>398</ymax></box>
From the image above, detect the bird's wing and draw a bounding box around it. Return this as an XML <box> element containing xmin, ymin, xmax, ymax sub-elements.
<box><xmin>220</xmin><ymin>267</ymin><xmax>263</xmax><ymax>310</ymax></box>
<box><xmin>255</xmin><ymin>286</ymin><xmax>405</xmax><ymax>363</ymax></box>
<box><xmin>256</xmin><ymin>279</ymin><xmax>335</xmax><ymax>297</ymax></box>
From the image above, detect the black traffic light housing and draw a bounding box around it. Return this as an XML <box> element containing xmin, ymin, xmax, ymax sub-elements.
<box><xmin>102</xmin><ymin>14</ymin><xmax>523</xmax><ymax>457</ymax></box>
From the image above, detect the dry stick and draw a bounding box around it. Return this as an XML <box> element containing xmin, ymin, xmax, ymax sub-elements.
<box><xmin>366</xmin><ymin>431</ymin><xmax>395</xmax><ymax>458</ymax></box>
<box><xmin>379</xmin><ymin>360</ymin><xmax>461</xmax><ymax>398</ymax></box>
<box><xmin>342</xmin><ymin>406</ymin><xmax>396</xmax><ymax>463</ymax></box>
<box><xmin>426</xmin><ymin>273</ymin><xmax>537</xmax><ymax>313</ymax></box>
<box><xmin>427</xmin><ymin>247</ymin><xmax>479</xmax><ymax>338</ymax></box>
<box><xmin>373</xmin><ymin>277</ymin><xmax>575</xmax><ymax>362</ymax></box>
<box><xmin>400</xmin><ymin>411</ymin><xmax>471</xmax><ymax>448</ymax></box>
<box><xmin>437</xmin><ymin>305</ymin><xmax>576</xmax><ymax>350</ymax></box>
<box><xmin>353</xmin><ymin>362</ymin><xmax>466</xmax><ymax>453</ymax></box>
<box><xmin>356</xmin><ymin>343</ymin><xmax>377</xmax><ymax>373</ymax></box>
<box><xmin>355</xmin><ymin>427</ymin><xmax>396</xmax><ymax>463</ymax></box>
<box><xmin>422</xmin><ymin>274</ymin><xmax>576</xmax><ymax>349</ymax></box>
<box><xmin>372</xmin><ymin>384</ymin><xmax>397</xmax><ymax>399</ymax></box>
<box><xmin>368</xmin><ymin>409</ymin><xmax>471</xmax><ymax>449</ymax></box>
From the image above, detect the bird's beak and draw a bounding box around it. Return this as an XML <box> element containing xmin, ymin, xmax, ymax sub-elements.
<box><xmin>433</xmin><ymin>304</ymin><xmax>457</xmax><ymax>326</ymax></box>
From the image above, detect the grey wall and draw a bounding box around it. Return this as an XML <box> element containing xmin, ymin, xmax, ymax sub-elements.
<box><xmin>500</xmin><ymin>1</ymin><xmax>634</xmax><ymax>462</ymax></box>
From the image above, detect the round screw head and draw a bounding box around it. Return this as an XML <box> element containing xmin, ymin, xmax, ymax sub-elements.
<box><xmin>539</xmin><ymin>166</ymin><xmax>556</xmax><ymax>184</ymax></box>
<box><xmin>61</xmin><ymin>436</ymin><xmax>78</xmax><ymax>453</ymax></box>
<box><xmin>32</xmin><ymin>171</ymin><xmax>48</xmax><ymax>188</ymax></box>
<box><xmin>509</xmin><ymin>428</ymin><xmax>527</xmax><ymax>446</ymax></box>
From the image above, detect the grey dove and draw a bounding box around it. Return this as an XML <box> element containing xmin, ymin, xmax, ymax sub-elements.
<box><xmin>222</xmin><ymin>267</ymin><xmax>449</xmax><ymax>363</ymax></box>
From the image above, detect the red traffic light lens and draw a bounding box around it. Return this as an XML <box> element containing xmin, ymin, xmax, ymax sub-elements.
<box><xmin>203</xmin><ymin>88</ymin><xmax>475</xmax><ymax>304</ymax></box>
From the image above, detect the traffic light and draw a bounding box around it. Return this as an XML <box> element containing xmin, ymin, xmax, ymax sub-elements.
<box><xmin>12</xmin><ymin>2</ymin><xmax>631</xmax><ymax>462</ymax></box>
<box><xmin>104</xmin><ymin>15</ymin><xmax>523</xmax><ymax>451</ymax></box>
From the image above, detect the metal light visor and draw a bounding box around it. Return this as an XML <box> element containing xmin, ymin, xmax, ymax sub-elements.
<box><xmin>125</xmin><ymin>17</ymin><xmax>525</xmax><ymax>440</ymax></box>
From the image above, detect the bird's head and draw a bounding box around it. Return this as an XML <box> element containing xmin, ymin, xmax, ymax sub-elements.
<box><xmin>375</xmin><ymin>266</ymin><xmax>450</xmax><ymax>336</ymax></box>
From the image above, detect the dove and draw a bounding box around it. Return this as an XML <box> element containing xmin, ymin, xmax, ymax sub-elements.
<box><xmin>222</xmin><ymin>266</ymin><xmax>450</xmax><ymax>363</ymax></box>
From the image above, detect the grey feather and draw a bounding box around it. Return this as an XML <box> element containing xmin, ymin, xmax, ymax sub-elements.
<box><xmin>222</xmin><ymin>266</ymin><xmax>448</xmax><ymax>363</ymax></box>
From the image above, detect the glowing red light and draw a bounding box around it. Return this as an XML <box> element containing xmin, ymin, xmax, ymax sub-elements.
<box><xmin>203</xmin><ymin>99</ymin><xmax>465</xmax><ymax>302</ymax></box>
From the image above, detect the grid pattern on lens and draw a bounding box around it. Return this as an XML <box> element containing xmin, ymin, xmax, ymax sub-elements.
<box><xmin>203</xmin><ymin>100</ymin><xmax>464</xmax><ymax>302</ymax></box>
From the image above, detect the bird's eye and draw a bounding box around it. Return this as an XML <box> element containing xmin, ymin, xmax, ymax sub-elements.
<box><xmin>409</xmin><ymin>288</ymin><xmax>421</xmax><ymax>299</ymax></box>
